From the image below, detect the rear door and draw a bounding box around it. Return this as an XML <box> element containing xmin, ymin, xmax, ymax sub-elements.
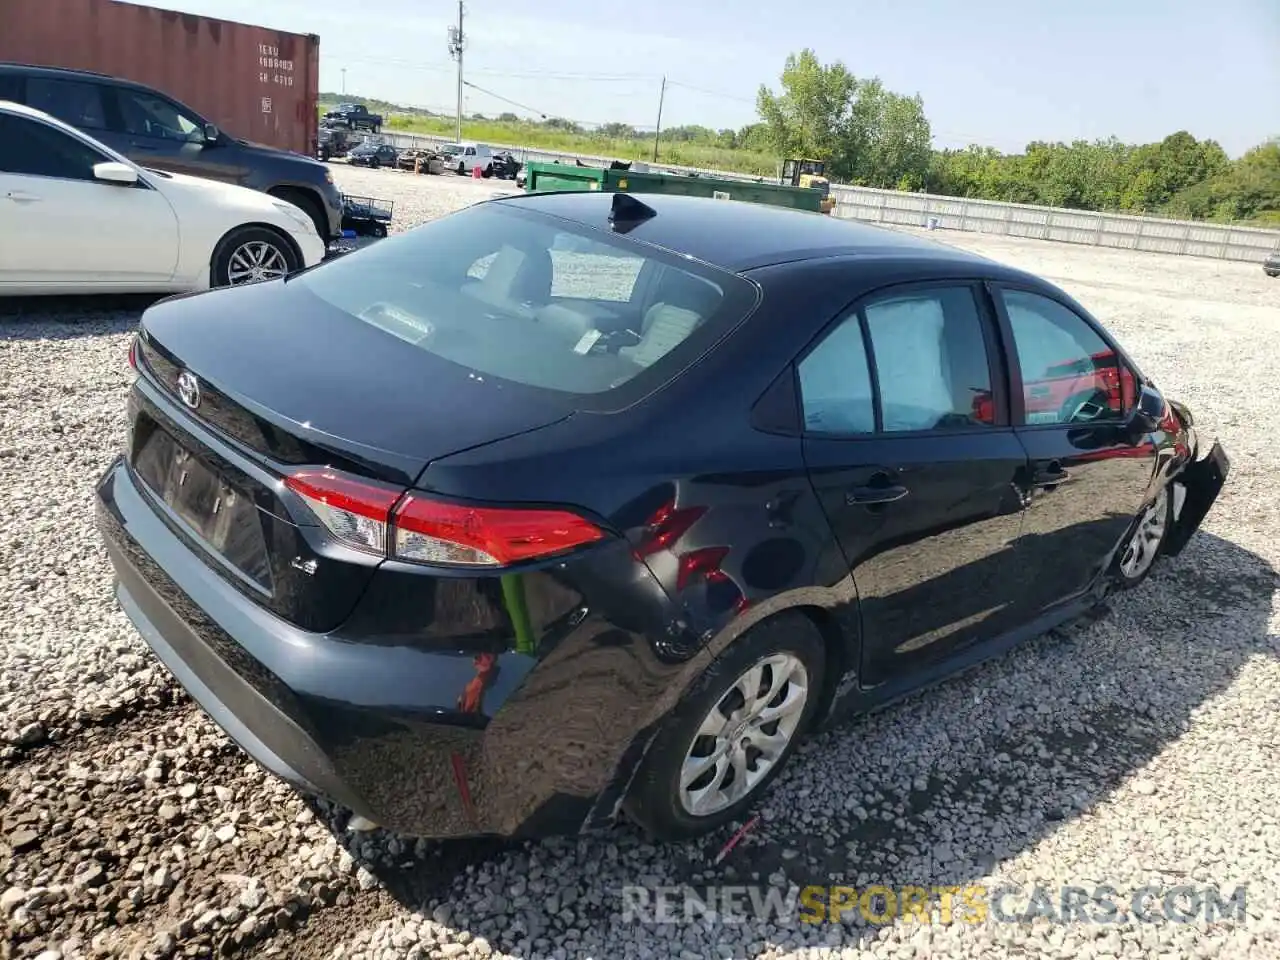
<box><xmin>992</xmin><ymin>284</ymin><xmax>1156</xmax><ymax>613</ymax></box>
<box><xmin>800</xmin><ymin>282</ymin><xmax>1032</xmax><ymax>688</ymax></box>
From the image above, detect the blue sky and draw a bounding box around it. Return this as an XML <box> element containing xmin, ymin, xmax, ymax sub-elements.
<box><xmin>144</xmin><ymin>0</ymin><xmax>1277</xmax><ymax>156</ymax></box>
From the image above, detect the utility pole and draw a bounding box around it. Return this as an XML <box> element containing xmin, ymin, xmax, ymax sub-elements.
<box><xmin>340</xmin><ymin>68</ymin><xmax>346</xmax><ymax>95</ymax></box>
<box><xmin>652</xmin><ymin>75</ymin><xmax>666</xmax><ymax>163</ymax></box>
<box><xmin>448</xmin><ymin>2</ymin><xmax>466</xmax><ymax>144</ymax></box>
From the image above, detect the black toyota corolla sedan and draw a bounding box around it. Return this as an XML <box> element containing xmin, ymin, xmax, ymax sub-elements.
<box><xmin>96</xmin><ymin>192</ymin><xmax>1228</xmax><ymax>842</ymax></box>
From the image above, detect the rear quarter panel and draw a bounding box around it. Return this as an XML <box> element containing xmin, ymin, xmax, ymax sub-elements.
<box><xmin>416</xmin><ymin>256</ymin><xmax>955</xmax><ymax>722</ymax></box>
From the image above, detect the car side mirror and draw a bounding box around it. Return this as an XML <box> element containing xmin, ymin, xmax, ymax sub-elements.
<box><xmin>92</xmin><ymin>161</ymin><xmax>139</xmax><ymax>185</ymax></box>
<box><xmin>203</xmin><ymin>123</ymin><xmax>220</xmax><ymax>144</ymax></box>
<box><xmin>1124</xmin><ymin>384</ymin><xmax>1165</xmax><ymax>440</ymax></box>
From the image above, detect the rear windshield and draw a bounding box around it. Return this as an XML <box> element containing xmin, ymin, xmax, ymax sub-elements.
<box><xmin>293</xmin><ymin>202</ymin><xmax>757</xmax><ymax>400</ymax></box>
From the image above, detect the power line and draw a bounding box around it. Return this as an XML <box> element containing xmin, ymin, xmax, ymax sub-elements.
<box><xmin>462</xmin><ymin>80</ymin><xmax>549</xmax><ymax>120</ymax></box>
<box><xmin>665</xmin><ymin>79</ymin><xmax>757</xmax><ymax>106</ymax></box>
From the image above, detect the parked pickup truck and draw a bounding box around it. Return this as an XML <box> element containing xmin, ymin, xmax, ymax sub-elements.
<box><xmin>324</xmin><ymin>103</ymin><xmax>383</xmax><ymax>133</ymax></box>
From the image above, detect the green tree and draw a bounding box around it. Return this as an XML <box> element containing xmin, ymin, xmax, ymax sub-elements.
<box><xmin>599</xmin><ymin>122</ymin><xmax>638</xmax><ymax>139</ymax></box>
<box><xmin>543</xmin><ymin>117</ymin><xmax>583</xmax><ymax>134</ymax></box>
<box><xmin>736</xmin><ymin>122</ymin><xmax>771</xmax><ymax>153</ymax></box>
<box><xmin>1167</xmin><ymin>140</ymin><xmax>1280</xmax><ymax>222</ymax></box>
<box><xmin>756</xmin><ymin>49</ymin><xmax>933</xmax><ymax>188</ymax></box>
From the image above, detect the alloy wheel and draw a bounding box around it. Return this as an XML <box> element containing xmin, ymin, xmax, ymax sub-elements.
<box><xmin>678</xmin><ymin>653</ymin><xmax>809</xmax><ymax>817</ymax></box>
<box><xmin>1119</xmin><ymin>487</ymin><xmax>1169</xmax><ymax>579</ymax></box>
<box><xmin>226</xmin><ymin>241</ymin><xmax>290</xmax><ymax>286</ymax></box>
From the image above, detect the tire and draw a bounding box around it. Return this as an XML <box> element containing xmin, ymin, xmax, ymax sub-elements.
<box><xmin>457</xmin><ymin>161</ymin><xmax>466</xmax><ymax>176</ymax></box>
<box><xmin>271</xmin><ymin>188</ymin><xmax>328</xmax><ymax>243</ymax></box>
<box><xmin>624</xmin><ymin>613</ymin><xmax>825</xmax><ymax>841</ymax></box>
<box><xmin>210</xmin><ymin>226</ymin><xmax>300</xmax><ymax>289</ymax></box>
<box><xmin>370</xmin><ymin>157</ymin><xmax>380</xmax><ymax>169</ymax></box>
<box><xmin>1112</xmin><ymin>484</ymin><xmax>1173</xmax><ymax>589</ymax></box>
<box><xmin>481</xmin><ymin>165</ymin><xmax>493</xmax><ymax>179</ymax></box>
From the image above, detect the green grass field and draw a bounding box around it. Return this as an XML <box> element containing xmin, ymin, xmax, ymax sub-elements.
<box><xmin>383</xmin><ymin>115</ymin><xmax>779</xmax><ymax>177</ymax></box>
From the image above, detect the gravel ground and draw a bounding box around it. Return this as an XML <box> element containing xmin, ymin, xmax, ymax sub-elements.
<box><xmin>3</xmin><ymin>165</ymin><xmax>1278</xmax><ymax>960</ymax></box>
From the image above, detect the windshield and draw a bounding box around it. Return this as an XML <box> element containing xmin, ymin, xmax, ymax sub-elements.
<box><xmin>441</xmin><ymin>144</ymin><xmax>463</xmax><ymax>155</ymax></box>
<box><xmin>293</xmin><ymin>203</ymin><xmax>756</xmax><ymax>400</ymax></box>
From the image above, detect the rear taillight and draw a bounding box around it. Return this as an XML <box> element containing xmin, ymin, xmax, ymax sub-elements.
<box><xmin>283</xmin><ymin>468</ymin><xmax>605</xmax><ymax>568</ymax></box>
<box><xmin>285</xmin><ymin>469</ymin><xmax>401</xmax><ymax>554</ymax></box>
<box><xmin>393</xmin><ymin>495</ymin><xmax>604</xmax><ymax>566</ymax></box>
<box><xmin>127</xmin><ymin>336</ymin><xmax>138</xmax><ymax>370</ymax></box>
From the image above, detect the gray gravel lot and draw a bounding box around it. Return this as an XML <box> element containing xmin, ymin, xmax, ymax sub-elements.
<box><xmin>3</xmin><ymin>164</ymin><xmax>1278</xmax><ymax>960</ymax></box>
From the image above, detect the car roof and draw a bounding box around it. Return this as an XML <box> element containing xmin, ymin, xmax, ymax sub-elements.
<box><xmin>0</xmin><ymin>61</ymin><xmax>143</xmax><ymax>89</ymax></box>
<box><xmin>496</xmin><ymin>191</ymin><xmax>993</xmax><ymax>273</ymax></box>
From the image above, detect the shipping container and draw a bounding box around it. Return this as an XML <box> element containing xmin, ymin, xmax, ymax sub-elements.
<box><xmin>0</xmin><ymin>0</ymin><xmax>319</xmax><ymax>155</ymax></box>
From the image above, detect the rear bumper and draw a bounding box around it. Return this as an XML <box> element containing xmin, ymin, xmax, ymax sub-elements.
<box><xmin>1164</xmin><ymin>440</ymin><xmax>1229</xmax><ymax>557</ymax></box>
<box><xmin>94</xmin><ymin>455</ymin><xmax>695</xmax><ymax>839</ymax></box>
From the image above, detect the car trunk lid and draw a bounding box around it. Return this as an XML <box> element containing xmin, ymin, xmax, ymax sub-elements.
<box><xmin>129</xmin><ymin>280</ymin><xmax>572</xmax><ymax>630</ymax></box>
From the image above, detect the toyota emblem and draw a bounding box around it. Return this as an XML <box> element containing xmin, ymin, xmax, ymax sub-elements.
<box><xmin>176</xmin><ymin>370</ymin><xmax>201</xmax><ymax>410</ymax></box>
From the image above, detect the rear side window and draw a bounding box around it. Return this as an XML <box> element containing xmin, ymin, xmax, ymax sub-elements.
<box><xmin>798</xmin><ymin>315</ymin><xmax>874</xmax><ymax>434</ymax></box>
<box><xmin>799</xmin><ymin>286</ymin><xmax>995</xmax><ymax>435</ymax></box>
<box><xmin>0</xmin><ymin>114</ymin><xmax>108</xmax><ymax>180</ymax></box>
<box><xmin>865</xmin><ymin>289</ymin><xmax>994</xmax><ymax>432</ymax></box>
<box><xmin>293</xmin><ymin>203</ymin><xmax>756</xmax><ymax>401</ymax></box>
<box><xmin>26</xmin><ymin>78</ymin><xmax>107</xmax><ymax>130</ymax></box>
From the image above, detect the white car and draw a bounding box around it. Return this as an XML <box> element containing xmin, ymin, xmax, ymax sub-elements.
<box><xmin>0</xmin><ymin>101</ymin><xmax>326</xmax><ymax>296</ymax></box>
<box><xmin>438</xmin><ymin>141</ymin><xmax>495</xmax><ymax>176</ymax></box>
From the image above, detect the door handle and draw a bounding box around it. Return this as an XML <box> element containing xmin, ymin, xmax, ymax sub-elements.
<box><xmin>4</xmin><ymin>190</ymin><xmax>40</xmax><ymax>203</ymax></box>
<box><xmin>1031</xmin><ymin>461</ymin><xmax>1069</xmax><ymax>487</ymax></box>
<box><xmin>846</xmin><ymin>482</ymin><xmax>910</xmax><ymax>505</ymax></box>
<box><xmin>130</xmin><ymin>142</ymin><xmax>159</xmax><ymax>151</ymax></box>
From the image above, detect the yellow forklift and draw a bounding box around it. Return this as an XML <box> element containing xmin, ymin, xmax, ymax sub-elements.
<box><xmin>781</xmin><ymin>158</ymin><xmax>835</xmax><ymax>214</ymax></box>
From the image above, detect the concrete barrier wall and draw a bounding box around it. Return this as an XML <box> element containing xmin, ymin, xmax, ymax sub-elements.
<box><xmin>830</xmin><ymin>186</ymin><xmax>1280</xmax><ymax>263</ymax></box>
<box><xmin>379</xmin><ymin>130</ymin><xmax>1280</xmax><ymax>264</ymax></box>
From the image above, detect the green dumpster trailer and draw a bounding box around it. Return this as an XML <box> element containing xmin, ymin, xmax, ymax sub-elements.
<box><xmin>521</xmin><ymin>161</ymin><xmax>831</xmax><ymax>214</ymax></box>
